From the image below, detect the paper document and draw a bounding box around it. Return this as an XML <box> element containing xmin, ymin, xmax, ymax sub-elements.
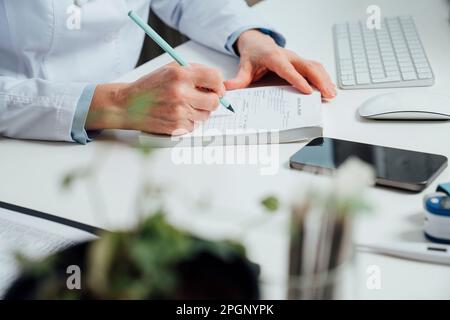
<box><xmin>0</xmin><ymin>207</ymin><xmax>97</xmax><ymax>298</ymax></box>
<box><xmin>195</xmin><ymin>86</ymin><xmax>321</xmax><ymax>134</ymax></box>
<box><xmin>140</xmin><ymin>86</ymin><xmax>323</xmax><ymax>147</ymax></box>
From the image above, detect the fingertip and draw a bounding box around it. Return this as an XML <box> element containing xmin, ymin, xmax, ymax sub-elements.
<box><xmin>290</xmin><ymin>74</ymin><xmax>313</xmax><ymax>95</ymax></box>
<box><xmin>323</xmin><ymin>85</ymin><xmax>337</xmax><ymax>99</ymax></box>
<box><xmin>223</xmin><ymin>80</ymin><xmax>234</xmax><ymax>90</ymax></box>
<box><xmin>332</xmin><ymin>85</ymin><xmax>338</xmax><ymax>97</ymax></box>
<box><xmin>322</xmin><ymin>92</ymin><xmax>334</xmax><ymax>99</ymax></box>
<box><xmin>224</xmin><ymin>79</ymin><xmax>244</xmax><ymax>90</ymax></box>
<box><xmin>297</xmin><ymin>84</ymin><xmax>313</xmax><ymax>94</ymax></box>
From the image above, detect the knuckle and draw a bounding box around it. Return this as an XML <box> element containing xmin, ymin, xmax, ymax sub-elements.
<box><xmin>312</xmin><ymin>61</ymin><xmax>323</xmax><ymax>69</ymax></box>
<box><xmin>167</xmin><ymin>66</ymin><xmax>187</xmax><ymax>82</ymax></box>
<box><xmin>203</xmin><ymin>67</ymin><xmax>224</xmax><ymax>87</ymax></box>
<box><xmin>169</xmin><ymin>85</ymin><xmax>185</xmax><ymax>102</ymax></box>
<box><xmin>278</xmin><ymin>62</ymin><xmax>292</xmax><ymax>75</ymax></box>
<box><xmin>282</xmin><ymin>63</ymin><xmax>292</xmax><ymax>73</ymax></box>
<box><xmin>305</xmin><ymin>61</ymin><xmax>320</xmax><ymax>70</ymax></box>
<box><xmin>190</xmin><ymin>64</ymin><xmax>208</xmax><ymax>75</ymax></box>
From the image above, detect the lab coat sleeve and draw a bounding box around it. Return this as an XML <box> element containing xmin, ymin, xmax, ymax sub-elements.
<box><xmin>71</xmin><ymin>84</ymin><xmax>96</xmax><ymax>144</ymax></box>
<box><xmin>150</xmin><ymin>0</ymin><xmax>285</xmax><ymax>55</ymax></box>
<box><xmin>0</xmin><ymin>76</ymin><xmax>90</xmax><ymax>142</ymax></box>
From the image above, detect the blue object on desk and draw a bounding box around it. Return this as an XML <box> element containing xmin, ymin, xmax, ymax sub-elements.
<box><xmin>424</xmin><ymin>183</ymin><xmax>450</xmax><ymax>244</ymax></box>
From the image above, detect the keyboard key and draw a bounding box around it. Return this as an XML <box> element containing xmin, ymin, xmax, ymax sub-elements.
<box><xmin>356</xmin><ymin>74</ymin><xmax>371</xmax><ymax>84</ymax></box>
<box><xmin>402</xmin><ymin>72</ymin><xmax>418</xmax><ymax>80</ymax></box>
<box><xmin>400</xmin><ymin>66</ymin><xmax>415</xmax><ymax>73</ymax></box>
<box><xmin>370</xmin><ymin>72</ymin><xmax>385</xmax><ymax>79</ymax></box>
<box><xmin>418</xmin><ymin>72</ymin><xmax>433</xmax><ymax>79</ymax></box>
<box><xmin>341</xmin><ymin>70</ymin><xmax>354</xmax><ymax>77</ymax></box>
<box><xmin>341</xmin><ymin>80</ymin><xmax>356</xmax><ymax>86</ymax></box>
<box><xmin>417</xmin><ymin>66</ymin><xmax>431</xmax><ymax>72</ymax></box>
<box><xmin>414</xmin><ymin>63</ymin><xmax>429</xmax><ymax>69</ymax></box>
<box><xmin>384</xmin><ymin>61</ymin><xmax>398</xmax><ymax>67</ymax></box>
<box><xmin>385</xmin><ymin>75</ymin><xmax>402</xmax><ymax>81</ymax></box>
<box><xmin>386</xmin><ymin>71</ymin><xmax>401</xmax><ymax>78</ymax></box>
<box><xmin>355</xmin><ymin>67</ymin><xmax>369</xmax><ymax>73</ymax></box>
<box><xmin>372</xmin><ymin>76</ymin><xmax>399</xmax><ymax>83</ymax></box>
<box><xmin>370</xmin><ymin>66</ymin><xmax>384</xmax><ymax>73</ymax></box>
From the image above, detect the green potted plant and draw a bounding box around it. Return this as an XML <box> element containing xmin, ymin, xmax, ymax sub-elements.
<box><xmin>5</xmin><ymin>211</ymin><xmax>260</xmax><ymax>299</ymax></box>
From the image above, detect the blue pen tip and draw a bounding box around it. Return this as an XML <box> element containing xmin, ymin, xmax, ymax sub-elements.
<box><xmin>228</xmin><ymin>105</ymin><xmax>235</xmax><ymax>113</ymax></box>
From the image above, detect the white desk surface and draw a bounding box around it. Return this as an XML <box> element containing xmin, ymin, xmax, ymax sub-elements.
<box><xmin>1</xmin><ymin>0</ymin><xmax>450</xmax><ymax>299</ymax></box>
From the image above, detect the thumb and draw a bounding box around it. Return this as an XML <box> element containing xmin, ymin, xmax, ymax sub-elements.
<box><xmin>224</xmin><ymin>61</ymin><xmax>253</xmax><ymax>90</ymax></box>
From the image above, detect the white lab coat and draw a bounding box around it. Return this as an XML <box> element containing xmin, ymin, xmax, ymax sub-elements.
<box><xmin>0</xmin><ymin>0</ymin><xmax>272</xmax><ymax>142</ymax></box>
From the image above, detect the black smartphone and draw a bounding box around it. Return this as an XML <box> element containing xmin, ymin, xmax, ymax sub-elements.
<box><xmin>289</xmin><ymin>137</ymin><xmax>448</xmax><ymax>192</ymax></box>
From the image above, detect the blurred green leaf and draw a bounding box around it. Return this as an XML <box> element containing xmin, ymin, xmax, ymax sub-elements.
<box><xmin>87</xmin><ymin>231</ymin><xmax>121</xmax><ymax>297</ymax></box>
<box><xmin>61</xmin><ymin>174</ymin><xmax>74</xmax><ymax>189</ymax></box>
<box><xmin>261</xmin><ymin>195</ymin><xmax>280</xmax><ymax>213</ymax></box>
<box><xmin>61</xmin><ymin>168</ymin><xmax>91</xmax><ymax>190</ymax></box>
<box><xmin>137</xmin><ymin>143</ymin><xmax>154</xmax><ymax>156</ymax></box>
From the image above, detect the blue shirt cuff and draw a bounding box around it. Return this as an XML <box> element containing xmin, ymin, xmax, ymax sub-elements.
<box><xmin>225</xmin><ymin>26</ymin><xmax>286</xmax><ymax>56</ymax></box>
<box><xmin>71</xmin><ymin>84</ymin><xmax>96</xmax><ymax>144</ymax></box>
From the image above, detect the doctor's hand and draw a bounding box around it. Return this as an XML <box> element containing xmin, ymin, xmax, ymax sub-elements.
<box><xmin>225</xmin><ymin>30</ymin><xmax>337</xmax><ymax>99</ymax></box>
<box><xmin>86</xmin><ymin>63</ymin><xmax>224</xmax><ymax>135</ymax></box>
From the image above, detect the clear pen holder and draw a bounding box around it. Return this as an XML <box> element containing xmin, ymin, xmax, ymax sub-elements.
<box><xmin>285</xmin><ymin>198</ymin><xmax>357</xmax><ymax>300</ymax></box>
<box><xmin>286</xmin><ymin>259</ymin><xmax>354</xmax><ymax>300</ymax></box>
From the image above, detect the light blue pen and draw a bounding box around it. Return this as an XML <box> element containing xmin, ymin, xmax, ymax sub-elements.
<box><xmin>128</xmin><ymin>10</ymin><xmax>234</xmax><ymax>113</ymax></box>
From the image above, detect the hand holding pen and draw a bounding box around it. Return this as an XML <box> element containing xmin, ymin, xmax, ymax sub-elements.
<box><xmin>128</xmin><ymin>11</ymin><xmax>234</xmax><ymax>113</ymax></box>
<box><xmin>86</xmin><ymin>12</ymin><xmax>230</xmax><ymax>136</ymax></box>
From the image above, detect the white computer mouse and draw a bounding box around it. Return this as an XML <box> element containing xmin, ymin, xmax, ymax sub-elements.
<box><xmin>358</xmin><ymin>92</ymin><xmax>450</xmax><ymax>120</ymax></box>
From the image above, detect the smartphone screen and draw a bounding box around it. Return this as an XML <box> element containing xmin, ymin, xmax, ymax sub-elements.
<box><xmin>289</xmin><ymin>137</ymin><xmax>448</xmax><ymax>192</ymax></box>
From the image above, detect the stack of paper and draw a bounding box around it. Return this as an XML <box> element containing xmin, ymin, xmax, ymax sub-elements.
<box><xmin>140</xmin><ymin>86</ymin><xmax>323</xmax><ymax>147</ymax></box>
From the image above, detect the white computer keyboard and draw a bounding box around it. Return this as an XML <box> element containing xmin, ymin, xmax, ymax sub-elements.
<box><xmin>334</xmin><ymin>16</ymin><xmax>435</xmax><ymax>89</ymax></box>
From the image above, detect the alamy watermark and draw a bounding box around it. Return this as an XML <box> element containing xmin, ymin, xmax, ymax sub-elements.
<box><xmin>170</xmin><ymin>128</ymin><xmax>281</xmax><ymax>176</ymax></box>
<box><xmin>66</xmin><ymin>265</ymin><xmax>82</xmax><ymax>290</ymax></box>
<box><xmin>366</xmin><ymin>5</ymin><xmax>382</xmax><ymax>30</ymax></box>
<box><xmin>66</xmin><ymin>4</ymin><xmax>82</xmax><ymax>31</ymax></box>
<box><xmin>366</xmin><ymin>265</ymin><xmax>382</xmax><ymax>290</ymax></box>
